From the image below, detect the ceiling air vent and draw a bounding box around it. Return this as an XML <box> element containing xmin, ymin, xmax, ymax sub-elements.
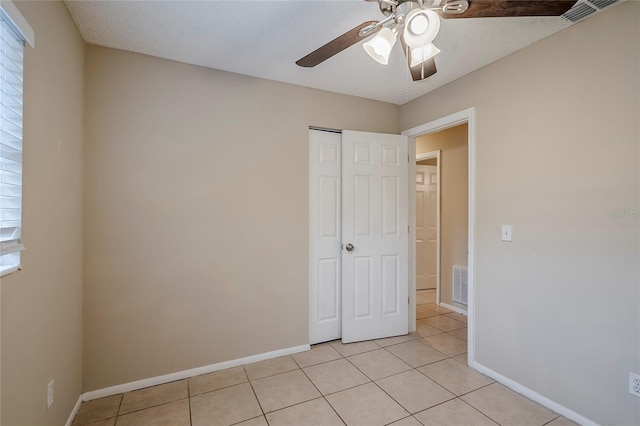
<box><xmin>588</xmin><ymin>0</ymin><xmax>619</xmax><ymax>10</ymax></box>
<box><xmin>562</xmin><ymin>2</ymin><xmax>597</xmax><ymax>22</ymax></box>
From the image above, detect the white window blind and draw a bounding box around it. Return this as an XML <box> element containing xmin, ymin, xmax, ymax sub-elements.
<box><xmin>0</xmin><ymin>8</ymin><xmax>25</xmax><ymax>276</ymax></box>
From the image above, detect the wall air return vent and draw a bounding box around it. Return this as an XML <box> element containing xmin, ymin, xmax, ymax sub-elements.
<box><xmin>452</xmin><ymin>265</ymin><xmax>468</xmax><ymax>306</ymax></box>
<box><xmin>562</xmin><ymin>2</ymin><xmax>597</xmax><ymax>22</ymax></box>
<box><xmin>588</xmin><ymin>0</ymin><xmax>619</xmax><ymax>10</ymax></box>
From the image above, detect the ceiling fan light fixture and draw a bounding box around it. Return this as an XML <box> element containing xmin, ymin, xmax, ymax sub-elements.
<box><xmin>363</xmin><ymin>27</ymin><xmax>397</xmax><ymax>65</ymax></box>
<box><xmin>409</xmin><ymin>13</ymin><xmax>428</xmax><ymax>34</ymax></box>
<box><xmin>409</xmin><ymin>42</ymin><xmax>441</xmax><ymax>67</ymax></box>
<box><xmin>403</xmin><ymin>8</ymin><xmax>440</xmax><ymax>48</ymax></box>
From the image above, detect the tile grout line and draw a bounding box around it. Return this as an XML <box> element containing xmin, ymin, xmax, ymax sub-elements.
<box><xmin>187</xmin><ymin>379</ymin><xmax>193</xmax><ymax>426</ymax></box>
<box><xmin>246</xmin><ymin>362</ymin><xmax>300</xmax><ymax>383</ymax></box>
<box><xmin>416</xmin><ymin>296</ymin><xmax>561</xmax><ymax>426</ymax></box>
<box><xmin>342</xmin><ymin>347</ymin><xmax>391</xmax><ymax>382</ymax></box>
<box><xmin>371</xmin><ymin>355</ymin><xmax>459</xmax><ymax>419</ymax></box>
<box><xmin>295</xmin><ymin>342</ymin><xmax>346</xmax><ymax>365</ymax></box>
<box><xmin>389</xmin><ymin>331</ymin><xmax>497</xmax><ymax>424</ymax></box>
<box><xmin>243</xmin><ymin>364</ymin><xmax>269</xmax><ymax>423</ymax></box>
<box><xmin>113</xmin><ymin>392</ymin><xmax>124</xmax><ymax>424</ymax></box>
<box><xmin>189</xmin><ymin>379</ymin><xmax>251</xmax><ymax>398</ymax></box>
<box><xmin>328</xmin><ymin>341</ymin><xmax>384</xmax><ymax>358</ymax></box>
<box><xmin>456</xmin><ymin>394</ymin><xmax>506</xmax><ymax>426</ymax></box>
<box><xmin>296</xmin><ymin>365</ymin><xmax>349</xmax><ymax>426</ymax></box>
<box><xmin>250</xmin><ymin>343</ymin><xmax>498</xmax><ymax>424</ymax></box>
<box><xmin>455</xmin><ymin>381</ymin><xmax>495</xmax><ymax>398</ymax></box>
<box><xmin>228</xmin><ymin>415</ymin><xmax>267</xmax><ymax>426</ymax></box>
<box><xmin>262</xmin><ymin>347</ymin><xmax>415</xmax><ymax>423</ymax></box>
<box><xmin>369</xmin><ymin>378</ymin><xmax>415</xmax><ymax>421</ymax></box>
<box><xmin>541</xmin><ymin>414</ymin><xmax>563</xmax><ymax>426</ymax></box>
<box><xmin>249</xmin><ymin>370</ymin><xmax>344</xmax><ymax>424</ymax></box>
<box><xmin>312</xmin><ymin>381</ymin><xmax>373</xmax><ymax>398</ymax></box>
<box><xmin>248</xmin><ymin>362</ymin><xmax>338</xmax><ymax>418</ymax></box>
<box><xmin>115</xmin><ymin>397</ymin><xmax>191</xmax><ymax>418</ymax></box>
<box><xmin>384</xmin><ymin>414</ymin><xmax>421</xmax><ymax>426</ymax></box>
<box><xmin>318</xmin><ymin>303</ymin><xmax>477</xmax><ymax>424</ymax></box>
<box><xmin>114</xmin><ymin>379</ymin><xmax>191</xmax><ymax>417</ymax></box>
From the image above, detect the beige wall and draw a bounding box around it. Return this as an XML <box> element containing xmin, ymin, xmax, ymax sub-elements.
<box><xmin>83</xmin><ymin>45</ymin><xmax>400</xmax><ymax>391</ymax></box>
<box><xmin>1</xmin><ymin>1</ymin><xmax>85</xmax><ymax>425</ymax></box>
<box><xmin>402</xmin><ymin>3</ymin><xmax>639</xmax><ymax>425</ymax></box>
<box><xmin>417</xmin><ymin>124</ymin><xmax>468</xmax><ymax>308</ymax></box>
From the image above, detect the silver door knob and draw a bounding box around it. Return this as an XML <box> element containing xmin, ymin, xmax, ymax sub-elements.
<box><xmin>345</xmin><ymin>243</ymin><xmax>355</xmax><ymax>252</ymax></box>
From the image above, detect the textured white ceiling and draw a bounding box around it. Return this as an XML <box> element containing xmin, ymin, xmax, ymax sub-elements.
<box><xmin>64</xmin><ymin>0</ymin><xmax>574</xmax><ymax>105</ymax></box>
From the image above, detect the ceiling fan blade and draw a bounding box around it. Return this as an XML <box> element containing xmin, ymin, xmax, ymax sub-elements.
<box><xmin>400</xmin><ymin>38</ymin><xmax>438</xmax><ymax>82</ymax></box>
<box><xmin>440</xmin><ymin>0</ymin><xmax>577</xmax><ymax>18</ymax></box>
<box><xmin>408</xmin><ymin>58</ymin><xmax>438</xmax><ymax>81</ymax></box>
<box><xmin>296</xmin><ymin>21</ymin><xmax>379</xmax><ymax>68</ymax></box>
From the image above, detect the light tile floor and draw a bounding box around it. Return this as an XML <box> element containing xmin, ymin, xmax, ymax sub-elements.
<box><xmin>72</xmin><ymin>290</ymin><xmax>576</xmax><ymax>426</ymax></box>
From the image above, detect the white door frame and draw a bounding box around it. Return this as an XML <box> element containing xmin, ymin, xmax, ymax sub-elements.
<box><xmin>415</xmin><ymin>150</ymin><xmax>441</xmax><ymax>304</ymax></box>
<box><xmin>403</xmin><ymin>107</ymin><xmax>476</xmax><ymax>365</ymax></box>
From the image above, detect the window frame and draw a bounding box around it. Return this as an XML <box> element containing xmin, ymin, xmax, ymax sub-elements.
<box><xmin>0</xmin><ymin>0</ymin><xmax>33</xmax><ymax>278</ymax></box>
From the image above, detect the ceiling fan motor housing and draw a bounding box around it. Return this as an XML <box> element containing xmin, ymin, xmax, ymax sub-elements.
<box><xmin>378</xmin><ymin>0</ymin><xmax>422</xmax><ymax>20</ymax></box>
<box><xmin>376</xmin><ymin>0</ymin><xmax>469</xmax><ymax>18</ymax></box>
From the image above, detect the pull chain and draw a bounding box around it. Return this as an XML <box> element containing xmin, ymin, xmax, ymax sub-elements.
<box><xmin>405</xmin><ymin>44</ymin><xmax>410</xmax><ymax>104</ymax></box>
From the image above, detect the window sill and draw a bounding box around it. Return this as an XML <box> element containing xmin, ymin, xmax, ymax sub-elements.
<box><xmin>0</xmin><ymin>242</ymin><xmax>25</xmax><ymax>278</ymax></box>
<box><xmin>0</xmin><ymin>265</ymin><xmax>21</xmax><ymax>278</ymax></box>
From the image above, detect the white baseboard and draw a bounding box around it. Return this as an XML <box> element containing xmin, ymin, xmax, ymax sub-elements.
<box><xmin>83</xmin><ymin>344</ymin><xmax>310</xmax><ymax>401</ymax></box>
<box><xmin>471</xmin><ymin>361</ymin><xmax>598</xmax><ymax>426</ymax></box>
<box><xmin>67</xmin><ymin>343</ymin><xmax>310</xmax><ymax>424</ymax></box>
<box><xmin>64</xmin><ymin>395</ymin><xmax>83</xmax><ymax>426</ymax></box>
<box><xmin>439</xmin><ymin>302</ymin><xmax>468</xmax><ymax>316</ymax></box>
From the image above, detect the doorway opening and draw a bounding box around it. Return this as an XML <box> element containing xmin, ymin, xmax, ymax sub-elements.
<box><xmin>403</xmin><ymin>107</ymin><xmax>476</xmax><ymax>364</ymax></box>
<box><xmin>417</xmin><ymin>124</ymin><xmax>468</xmax><ymax>313</ymax></box>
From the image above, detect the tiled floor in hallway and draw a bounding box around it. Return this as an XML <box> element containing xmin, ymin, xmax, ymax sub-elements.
<box><xmin>72</xmin><ymin>290</ymin><xmax>576</xmax><ymax>426</ymax></box>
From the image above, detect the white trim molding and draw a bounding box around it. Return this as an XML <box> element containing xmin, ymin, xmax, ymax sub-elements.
<box><xmin>416</xmin><ymin>151</ymin><xmax>439</xmax><ymax>161</ymax></box>
<box><xmin>402</xmin><ymin>108</ymin><xmax>476</xmax><ymax>136</ymax></box>
<box><xmin>0</xmin><ymin>0</ymin><xmax>34</xmax><ymax>46</ymax></box>
<box><xmin>439</xmin><ymin>302</ymin><xmax>467</xmax><ymax>316</ymax></box>
<box><xmin>403</xmin><ymin>107</ymin><xmax>476</xmax><ymax>364</ymax></box>
<box><xmin>67</xmin><ymin>344</ymin><xmax>310</xmax><ymax>424</ymax></box>
<box><xmin>64</xmin><ymin>396</ymin><xmax>83</xmax><ymax>426</ymax></box>
<box><xmin>471</xmin><ymin>361</ymin><xmax>599</xmax><ymax>426</ymax></box>
<box><xmin>82</xmin><ymin>344</ymin><xmax>310</xmax><ymax>401</ymax></box>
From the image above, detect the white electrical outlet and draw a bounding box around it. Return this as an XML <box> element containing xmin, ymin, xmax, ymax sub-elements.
<box><xmin>629</xmin><ymin>372</ymin><xmax>640</xmax><ymax>398</ymax></box>
<box><xmin>47</xmin><ymin>379</ymin><xmax>54</xmax><ymax>408</ymax></box>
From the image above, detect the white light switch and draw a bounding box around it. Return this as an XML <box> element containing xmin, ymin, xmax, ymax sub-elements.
<box><xmin>501</xmin><ymin>225</ymin><xmax>512</xmax><ymax>242</ymax></box>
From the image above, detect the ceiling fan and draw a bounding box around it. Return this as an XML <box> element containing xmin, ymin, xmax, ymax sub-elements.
<box><xmin>296</xmin><ymin>0</ymin><xmax>577</xmax><ymax>81</ymax></box>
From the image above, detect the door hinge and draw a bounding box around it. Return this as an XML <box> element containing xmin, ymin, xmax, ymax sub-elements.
<box><xmin>408</xmin><ymin>225</ymin><xmax>410</xmax><ymax>233</ymax></box>
<box><xmin>408</xmin><ymin>154</ymin><xmax>410</xmax><ymax>163</ymax></box>
<box><xmin>408</xmin><ymin>297</ymin><xmax>410</xmax><ymax>304</ymax></box>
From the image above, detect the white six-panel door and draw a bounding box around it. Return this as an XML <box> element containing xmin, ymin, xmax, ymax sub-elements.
<box><xmin>341</xmin><ymin>130</ymin><xmax>409</xmax><ymax>343</ymax></box>
<box><xmin>309</xmin><ymin>130</ymin><xmax>342</xmax><ymax>344</ymax></box>
<box><xmin>416</xmin><ymin>165</ymin><xmax>438</xmax><ymax>290</ymax></box>
<box><xmin>309</xmin><ymin>129</ymin><xmax>409</xmax><ymax>344</ymax></box>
